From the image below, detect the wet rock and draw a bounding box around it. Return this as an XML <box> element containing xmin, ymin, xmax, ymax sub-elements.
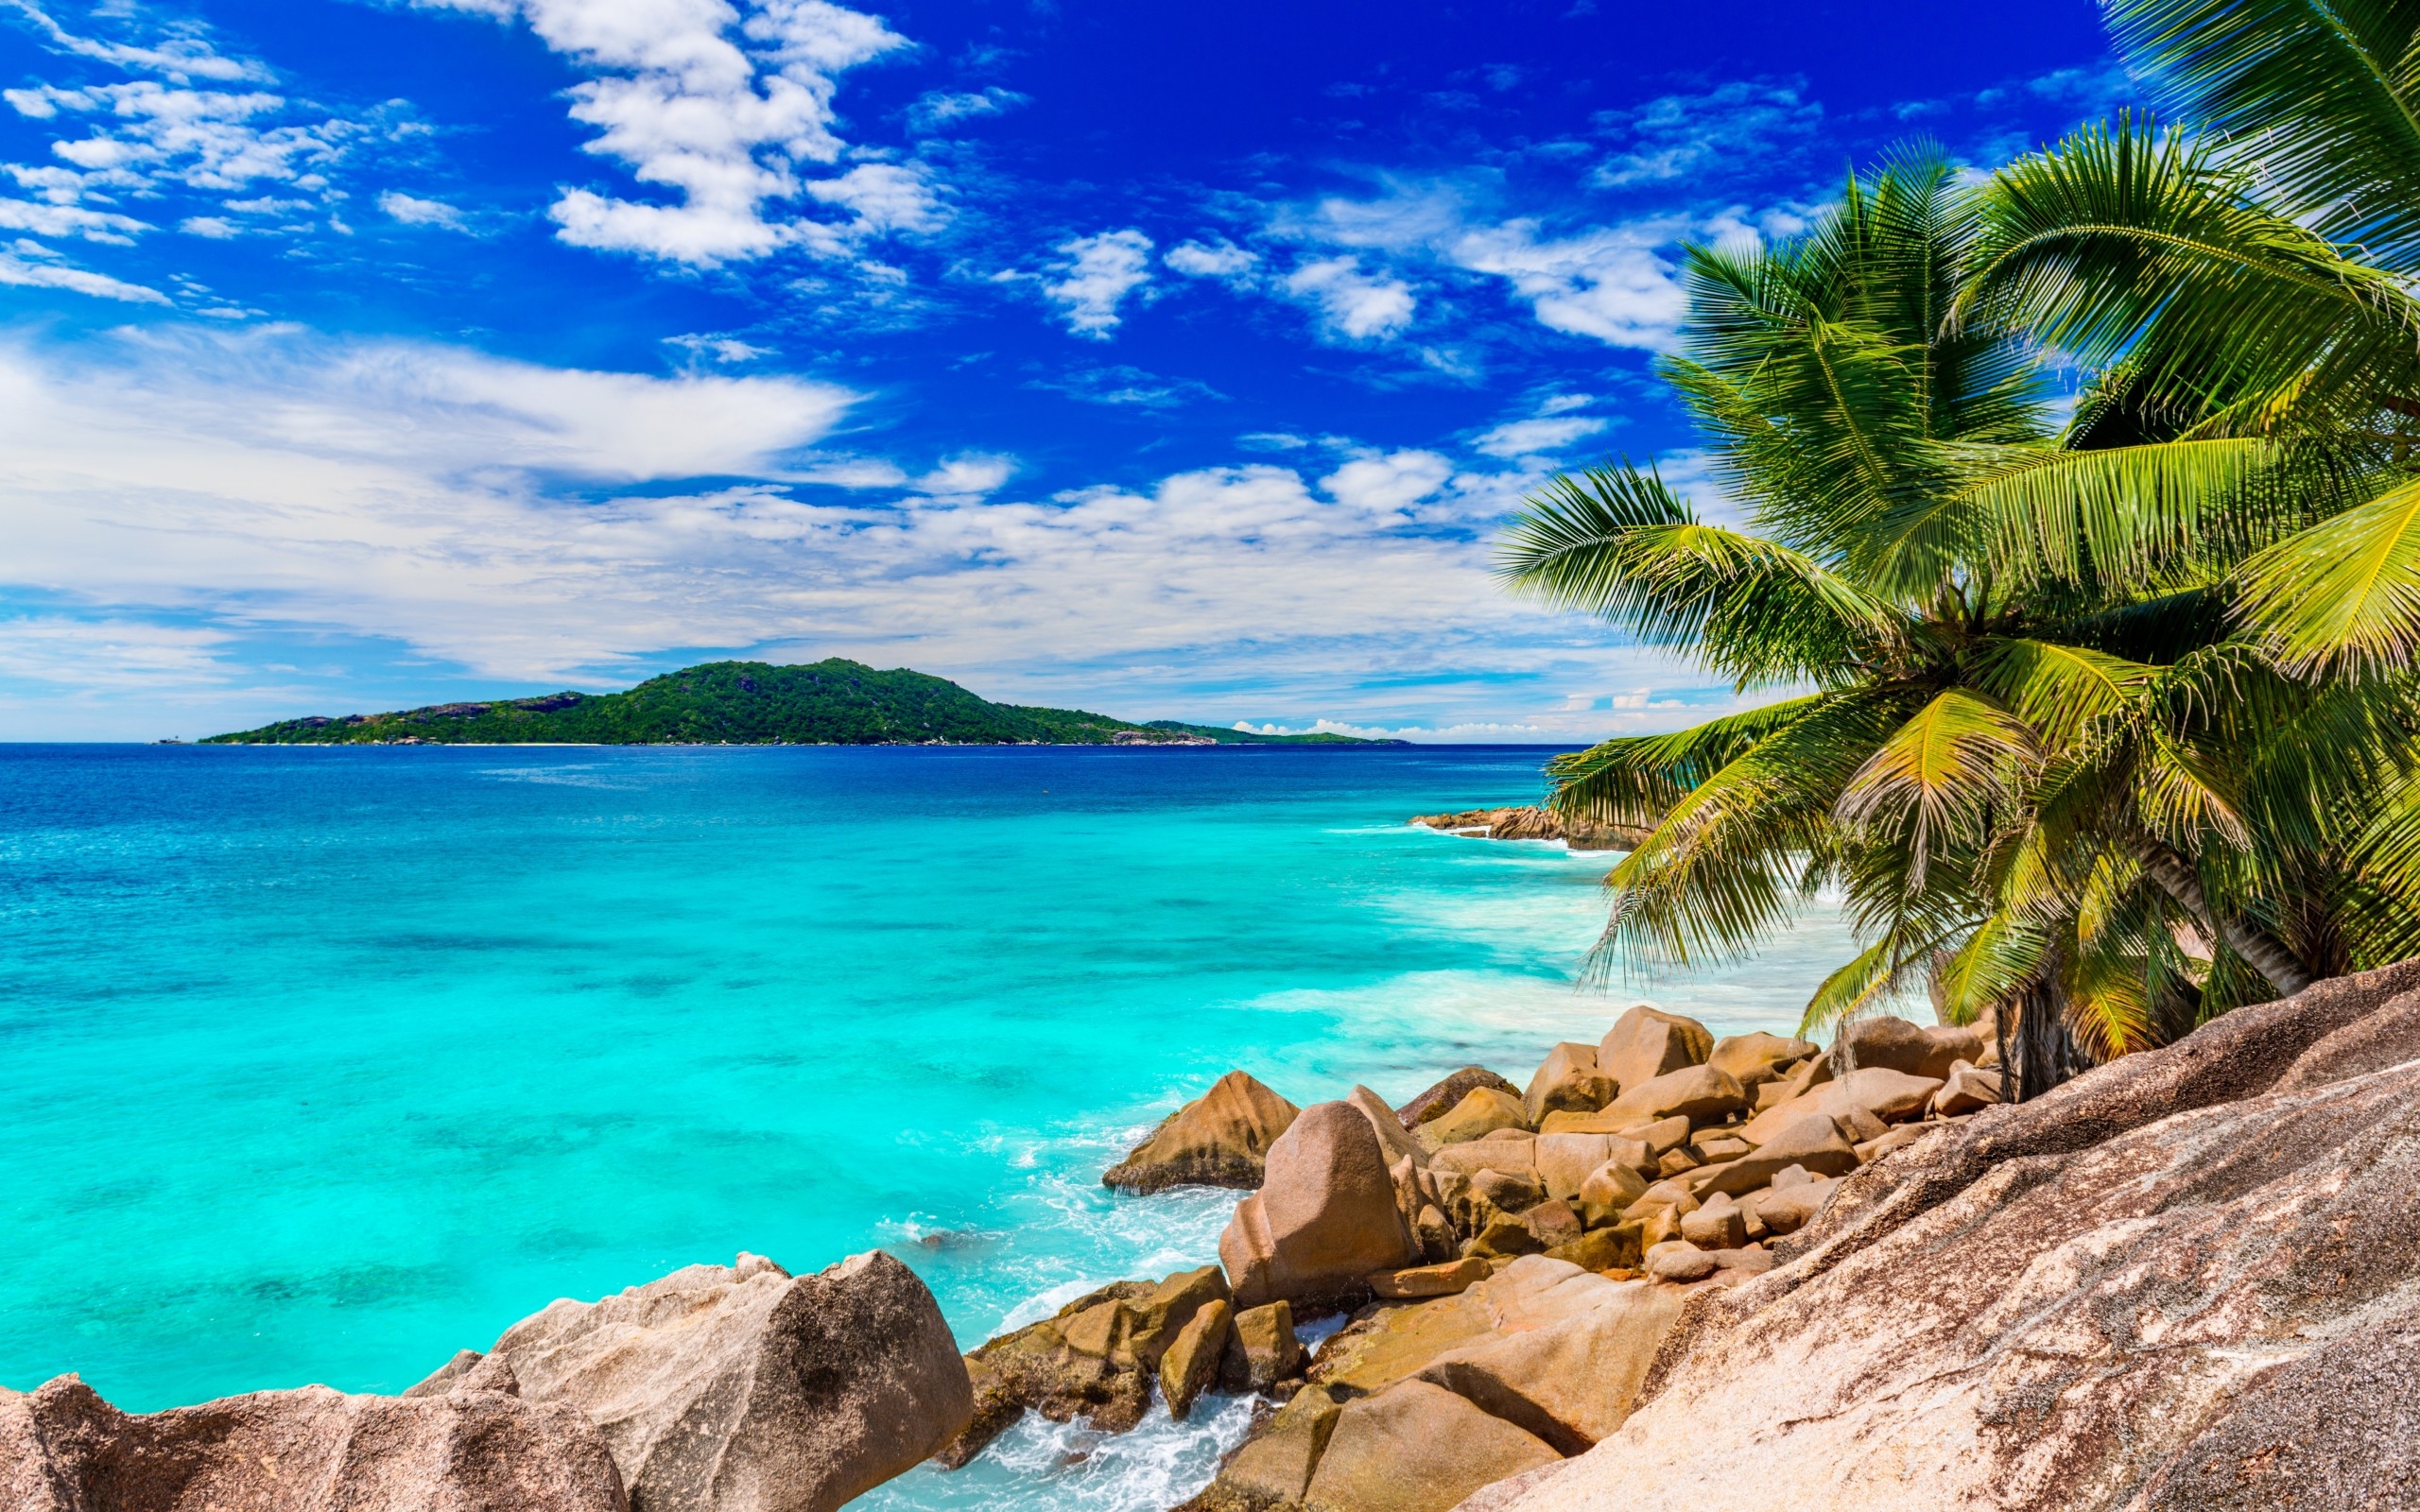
<box><xmin>1596</xmin><ymin>1005</ymin><xmax>1715</xmax><ymax>1093</ymax></box>
<box><xmin>1522</xmin><ymin>1043</ymin><xmax>1618</xmax><ymax>1125</ymax></box>
<box><xmin>1396</xmin><ymin>1067</ymin><xmax>1519</xmax><ymax>1129</ymax></box>
<box><xmin>491</xmin><ymin>1250</ymin><xmax>969</xmax><ymax>1512</ymax></box>
<box><xmin>1222</xmin><ymin>1102</ymin><xmax>1419</xmax><ymax>1310</ymax></box>
<box><xmin>1222</xmin><ymin>1300</ymin><xmax>1306</xmax><ymax>1394</ymax></box>
<box><xmin>1203</xmin><ymin>1383</ymin><xmax>1343</xmax><ymax>1504</ymax></box>
<box><xmin>1104</xmin><ymin>1070</ymin><xmax>1302</xmax><ymax>1194</ymax></box>
<box><xmin>0</xmin><ymin>1371</ymin><xmax>625</xmax><ymax>1512</ymax></box>
<box><xmin>1159</xmin><ymin>1298</ymin><xmax>1232</xmax><ymax>1422</ymax></box>
<box><xmin>1302</xmin><ymin>1380</ymin><xmax>1560</xmax><ymax>1512</ymax></box>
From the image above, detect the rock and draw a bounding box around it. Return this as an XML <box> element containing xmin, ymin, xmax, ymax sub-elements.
<box><xmin>1746</xmin><ymin>1177</ymin><xmax>1834</xmax><ymax>1235</ymax></box>
<box><xmin>1643</xmin><ymin>1242</ymin><xmax>1716</xmax><ymax>1282</ymax></box>
<box><xmin>1740</xmin><ymin>1069</ymin><xmax>1940</xmax><ymax>1145</ymax></box>
<box><xmin>1519</xmin><ymin>1198</ymin><xmax>1585</xmax><ymax>1250</ymax></box>
<box><xmin>1523</xmin><ymin>1042</ymin><xmax>1619</xmax><ymax>1124</ymax></box>
<box><xmin>1061</xmin><ymin>1265</ymin><xmax>1232</xmax><ymax>1368</ymax></box>
<box><xmin>1533</xmin><ymin>1132</ymin><xmax>1620</xmax><ymax>1199</ymax></box>
<box><xmin>1679</xmin><ymin>1203</ymin><xmax>1746</xmax><ymax>1249</ymax></box>
<box><xmin>1104</xmin><ymin>1071</ymin><xmax>1303</xmax><ymax>1194</ymax></box>
<box><xmin>1475</xmin><ymin>958</ymin><xmax>2420</xmax><ymax>1512</ymax></box>
<box><xmin>1222</xmin><ymin>1300</ymin><xmax>1306</xmax><ymax>1393</ymax></box>
<box><xmin>1694</xmin><ymin>1113</ymin><xmax>1858</xmax><ymax>1196</ymax></box>
<box><xmin>1302</xmin><ymin>1379</ymin><xmax>1561</xmax><ymax>1512</ymax></box>
<box><xmin>1596</xmin><ymin>1005</ymin><xmax>1715</xmax><ymax>1094</ymax></box>
<box><xmin>490</xmin><ymin>1250</ymin><xmax>969</xmax><ymax>1512</ymax></box>
<box><xmin>1599</xmin><ymin>1064</ymin><xmax>1745</xmax><ymax>1125</ymax></box>
<box><xmin>1409</xmin><ymin>806</ymin><xmax>1650</xmax><ymax>852</ymax></box>
<box><xmin>1542</xmin><ymin>1225</ymin><xmax>1642</xmax><ymax>1273</ymax></box>
<box><xmin>1158</xmin><ymin>1298</ymin><xmax>1232</xmax><ymax>1422</ymax></box>
<box><xmin>1576</xmin><ymin>1160</ymin><xmax>1648</xmax><ymax>1211</ymax></box>
<box><xmin>1413</xmin><ymin>1202</ymin><xmax>1458</xmax><ymax>1263</ymax></box>
<box><xmin>1930</xmin><ymin>1059</ymin><xmax>2002</xmax><ymax>1115</ymax></box>
<box><xmin>1465</xmin><ymin>1213</ymin><xmax>1545</xmax><ymax>1259</ymax></box>
<box><xmin>1470</xmin><ymin>1166</ymin><xmax>1547</xmax><ymax>1216</ymax></box>
<box><xmin>1370</xmin><ymin>1256</ymin><xmax>1493</xmax><ymax>1299</ymax></box>
<box><xmin>1414</xmin><ymin>1278</ymin><xmax>1685</xmax><ymax>1452</ymax></box>
<box><xmin>1687</xmin><ymin>1131</ymin><xmax>1752</xmax><ymax>1163</ymax></box>
<box><xmin>1628</xmin><ymin>1115</ymin><xmax>1692</xmax><ymax>1155</ymax></box>
<box><xmin>1836</xmin><ymin>1015</ymin><xmax>1983</xmax><ymax>1080</ymax></box>
<box><xmin>1222</xmin><ymin>1102</ymin><xmax>1419</xmax><ymax>1309</ymax></box>
<box><xmin>2273</xmin><ymin>983</ymin><xmax>2420</xmax><ymax>1092</ymax></box>
<box><xmin>1347</xmin><ymin>1084</ymin><xmax>1427</xmax><ymax>1172</ymax></box>
<box><xmin>1853</xmin><ymin>1124</ymin><xmax>1933</xmax><ymax>1165</ymax></box>
<box><xmin>1432</xmin><ymin>1136</ymin><xmax>1538</xmax><ymax>1178</ymax></box>
<box><xmin>1707</xmin><ymin>1032</ymin><xmax>1819</xmax><ymax>1089</ymax></box>
<box><xmin>1215</xmin><ymin>1383</ymin><xmax>1344</xmax><ymax>1503</ymax></box>
<box><xmin>0</xmin><ymin>1371</ymin><xmax>624</xmax><ymax>1512</ymax></box>
<box><xmin>1417</xmin><ymin>1087</ymin><xmax>1531</xmax><ymax>1150</ymax></box>
<box><xmin>1396</xmin><ymin>1067</ymin><xmax>1520</xmax><ymax>1129</ymax></box>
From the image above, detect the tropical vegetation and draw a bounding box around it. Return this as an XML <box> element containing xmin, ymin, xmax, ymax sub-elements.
<box><xmin>204</xmin><ymin>660</ymin><xmax>1387</xmax><ymax>747</ymax></box>
<box><xmin>1500</xmin><ymin>0</ymin><xmax>2420</xmax><ymax>1091</ymax></box>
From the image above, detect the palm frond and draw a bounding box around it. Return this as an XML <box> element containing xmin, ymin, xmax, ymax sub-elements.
<box><xmin>2235</xmin><ymin>474</ymin><xmax>2420</xmax><ymax>677</ymax></box>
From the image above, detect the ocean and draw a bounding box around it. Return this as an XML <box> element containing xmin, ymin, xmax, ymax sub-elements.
<box><xmin>0</xmin><ymin>743</ymin><xmax>1858</xmax><ymax>1508</ymax></box>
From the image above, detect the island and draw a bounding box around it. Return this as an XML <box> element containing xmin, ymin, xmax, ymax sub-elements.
<box><xmin>201</xmin><ymin>659</ymin><xmax>1404</xmax><ymax>747</ymax></box>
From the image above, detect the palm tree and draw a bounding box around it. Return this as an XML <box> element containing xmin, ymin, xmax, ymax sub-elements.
<box><xmin>1500</xmin><ymin>146</ymin><xmax>2369</xmax><ymax>1074</ymax></box>
<box><xmin>1946</xmin><ymin>0</ymin><xmax>2420</xmax><ymax>992</ymax></box>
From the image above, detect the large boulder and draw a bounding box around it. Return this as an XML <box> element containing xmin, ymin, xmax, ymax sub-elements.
<box><xmin>486</xmin><ymin>1250</ymin><xmax>970</xmax><ymax>1512</ymax></box>
<box><xmin>1595</xmin><ymin>1006</ymin><xmax>1713</xmax><ymax>1093</ymax></box>
<box><xmin>1397</xmin><ymin>1067</ymin><xmax>1520</xmax><ymax>1129</ymax></box>
<box><xmin>1835</xmin><ymin>1015</ymin><xmax>1980</xmax><ymax>1080</ymax></box>
<box><xmin>1522</xmin><ymin>1043</ymin><xmax>1617</xmax><ymax>1125</ymax></box>
<box><xmin>1418</xmin><ymin>1087</ymin><xmax>1531</xmax><ymax>1150</ymax></box>
<box><xmin>1347</xmin><ymin>1083</ymin><xmax>1427</xmax><ymax>1170</ymax></box>
<box><xmin>1597</xmin><ymin>1064</ymin><xmax>1745</xmax><ymax>1125</ymax></box>
<box><xmin>1103</xmin><ymin>1070</ymin><xmax>1301</xmax><ymax>1194</ymax></box>
<box><xmin>1692</xmin><ymin>1112</ymin><xmax>1858</xmax><ymax>1196</ymax></box>
<box><xmin>1302</xmin><ymin>1379</ymin><xmax>1561</xmax><ymax>1512</ymax></box>
<box><xmin>1222</xmin><ymin>1101</ymin><xmax>1419</xmax><ymax>1309</ymax></box>
<box><xmin>0</xmin><ymin>1368</ymin><xmax>625</xmax><ymax>1512</ymax></box>
<box><xmin>1706</xmin><ymin>1032</ymin><xmax>1817</xmax><ymax>1089</ymax></box>
<box><xmin>1473</xmin><ymin>959</ymin><xmax>2420</xmax><ymax>1512</ymax></box>
<box><xmin>1413</xmin><ymin>1278</ymin><xmax>1685</xmax><ymax>1454</ymax></box>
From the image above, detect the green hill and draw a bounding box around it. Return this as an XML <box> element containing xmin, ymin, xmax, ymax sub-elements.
<box><xmin>201</xmin><ymin>660</ymin><xmax>1396</xmax><ymax>747</ymax></box>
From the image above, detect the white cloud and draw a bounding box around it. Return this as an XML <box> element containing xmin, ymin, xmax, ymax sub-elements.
<box><xmin>379</xmin><ymin>190</ymin><xmax>470</xmax><ymax>231</ymax></box>
<box><xmin>1166</xmin><ymin>239</ymin><xmax>1255</xmax><ymax>278</ymax></box>
<box><xmin>1045</xmin><ymin>229</ymin><xmax>1153</xmax><ymax>337</ymax></box>
<box><xmin>4</xmin><ymin>1</ymin><xmax>268</xmax><ymax>84</ymax></box>
<box><xmin>906</xmin><ymin>86</ymin><xmax>1026</xmax><ymax>133</ymax></box>
<box><xmin>915</xmin><ymin>454</ymin><xmax>1014</xmax><ymax>497</ymax></box>
<box><xmin>1282</xmin><ymin>257</ymin><xmax>1415</xmax><ymax>340</ymax></box>
<box><xmin>1320</xmin><ymin>450</ymin><xmax>1450</xmax><ymax>517</ymax></box>
<box><xmin>0</xmin><ymin>192</ymin><xmax>147</xmax><ymax>242</ymax></box>
<box><xmin>423</xmin><ymin>0</ymin><xmax>915</xmax><ymax>265</ymax></box>
<box><xmin>665</xmin><ymin>332</ymin><xmax>772</xmax><ymax>363</ymax></box>
<box><xmin>1448</xmin><ymin>219</ymin><xmax>1686</xmax><ymax>349</ymax></box>
<box><xmin>1475</xmin><ymin>415</ymin><xmax>1608</xmax><ymax>458</ymax></box>
<box><xmin>0</xmin><ymin>246</ymin><xmax>166</xmax><ymax>301</ymax></box>
<box><xmin>1591</xmin><ymin>79</ymin><xmax>1822</xmax><ymax>189</ymax></box>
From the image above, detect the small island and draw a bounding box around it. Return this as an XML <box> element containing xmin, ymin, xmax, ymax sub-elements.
<box><xmin>201</xmin><ymin>659</ymin><xmax>1405</xmax><ymax>747</ymax></box>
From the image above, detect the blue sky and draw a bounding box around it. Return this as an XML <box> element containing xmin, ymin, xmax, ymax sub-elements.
<box><xmin>0</xmin><ymin>0</ymin><xmax>2128</xmax><ymax>740</ymax></box>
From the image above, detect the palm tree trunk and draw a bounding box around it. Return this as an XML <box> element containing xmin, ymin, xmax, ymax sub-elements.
<box><xmin>2123</xmin><ymin>833</ymin><xmax>2314</xmax><ymax>998</ymax></box>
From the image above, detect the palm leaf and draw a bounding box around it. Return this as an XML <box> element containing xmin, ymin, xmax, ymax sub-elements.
<box><xmin>2235</xmin><ymin>474</ymin><xmax>2420</xmax><ymax>676</ymax></box>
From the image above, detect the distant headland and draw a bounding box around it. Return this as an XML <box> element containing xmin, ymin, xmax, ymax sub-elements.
<box><xmin>200</xmin><ymin>659</ymin><xmax>1405</xmax><ymax>747</ymax></box>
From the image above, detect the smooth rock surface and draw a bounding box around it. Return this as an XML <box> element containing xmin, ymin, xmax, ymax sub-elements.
<box><xmin>1157</xmin><ymin>1297</ymin><xmax>1231</xmax><ymax>1422</ymax></box>
<box><xmin>1397</xmin><ymin>1067</ymin><xmax>1520</xmax><ymax>1129</ymax></box>
<box><xmin>1103</xmin><ymin>1070</ymin><xmax>1302</xmax><ymax>1194</ymax></box>
<box><xmin>1598</xmin><ymin>1064</ymin><xmax>1744</xmax><ymax>1125</ymax></box>
<box><xmin>1223</xmin><ymin>1102</ymin><xmax>1420</xmax><ymax>1309</ymax></box>
<box><xmin>1418</xmin><ymin>1087</ymin><xmax>1531</xmax><ymax>1150</ymax></box>
<box><xmin>0</xmin><ymin>1371</ymin><xmax>627</xmax><ymax>1512</ymax></box>
<box><xmin>1523</xmin><ymin>1043</ymin><xmax>1617</xmax><ymax>1125</ymax></box>
<box><xmin>1706</xmin><ymin>1033</ymin><xmax>1817</xmax><ymax>1089</ymax></box>
<box><xmin>1303</xmin><ymin>1379</ymin><xmax>1560</xmax><ymax>1512</ymax></box>
<box><xmin>1595</xmin><ymin>1006</ymin><xmax>1713</xmax><ymax>1094</ymax></box>
<box><xmin>1413</xmin><ymin>1279</ymin><xmax>1684</xmax><ymax>1454</ymax></box>
<box><xmin>492</xmin><ymin>1250</ymin><xmax>970</xmax><ymax>1512</ymax></box>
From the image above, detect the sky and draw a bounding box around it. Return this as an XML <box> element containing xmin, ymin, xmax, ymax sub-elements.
<box><xmin>0</xmin><ymin>0</ymin><xmax>2134</xmax><ymax>741</ymax></box>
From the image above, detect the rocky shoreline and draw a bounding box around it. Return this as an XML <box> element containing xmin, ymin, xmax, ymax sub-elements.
<box><xmin>1409</xmin><ymin>808</ymin><xmax>1650</xmax><ymax>853</ymax></box>
<box><xmin>15</xmin><ymin>965</ymin><xmax>2420</xmax><ymax>1510</ymax></box>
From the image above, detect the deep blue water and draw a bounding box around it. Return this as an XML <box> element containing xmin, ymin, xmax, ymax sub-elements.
<box><xmin>0</xmin><ymin>744</ymin><xmax>1854</xmax><ymax>1508</ymax></box>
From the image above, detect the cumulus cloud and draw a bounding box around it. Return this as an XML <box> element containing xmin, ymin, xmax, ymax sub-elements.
<box><xmin>422</xmin><ymin>0</ymin><xmax>921</xmax><ymax>265</ymax></box>
<box><xmin>1045</xmin><ymin>229</ymin><xmax>1153</xmax><ymax>337</ymax></box>
<box><xmin>379</xmin><ymin>190</ymin><xmax>470</xmax><ymax>231</ymax></box>
<box><xmin>1448</xmin><ymin>219</ymin><xmax>1686</xmax><ymax>349</ymax></box>
<box><xmin>1283</xmin><ymin>257</ymin><xmax>1415</xmax><ymax>340</ymax></box>
<box><xmin>1165</xmin><ymin>239</ymin><xmax>1255</xmax><ymax>278</ymax></box>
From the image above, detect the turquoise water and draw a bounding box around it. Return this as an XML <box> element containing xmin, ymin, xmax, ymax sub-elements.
<box><xmin>0</xmin><ymin>744</ymin><xmax>1855</xmax><ymax>1507</ymax></box>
